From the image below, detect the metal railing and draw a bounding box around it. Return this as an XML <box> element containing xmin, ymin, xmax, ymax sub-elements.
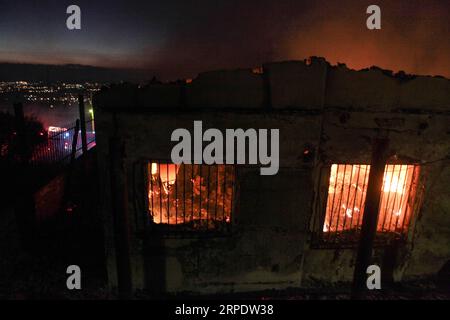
<box><xmin>29</xmin><ymin>118</ymin><xmax>95</xmax><ymax>166</ymax></box>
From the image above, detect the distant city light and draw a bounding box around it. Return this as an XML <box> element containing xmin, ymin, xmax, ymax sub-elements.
<box><xmin>0</xmin><ymin>81</ymin><xmax>103</xmax><ymax>105</ymax></box>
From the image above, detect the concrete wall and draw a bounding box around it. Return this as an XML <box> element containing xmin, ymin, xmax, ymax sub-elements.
<box><xmin>93</xmin><ymin>57</ymin><xmax>450</xmax><ymax>294</ymax></box>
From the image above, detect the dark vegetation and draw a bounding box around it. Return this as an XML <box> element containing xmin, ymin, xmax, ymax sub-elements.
<box><xmin>0</xmin><ymin>111</ymin><xmax>46</xmax><ymax>202</ymax></box>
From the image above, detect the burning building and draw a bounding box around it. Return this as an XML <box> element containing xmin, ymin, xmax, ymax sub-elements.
<box><xmin>93</xmin><ymin>57</ymin><xmax>450</xmax><ymax>296</ymax></box>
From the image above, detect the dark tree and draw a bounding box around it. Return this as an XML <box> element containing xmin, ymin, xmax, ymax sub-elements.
<box><xmin>0</xmin><ymin>112</ymin><xmax>46</xmax><ymax>160</ymax></box>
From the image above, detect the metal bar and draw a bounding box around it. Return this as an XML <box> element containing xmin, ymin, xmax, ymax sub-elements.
<box><xmin>326</xmin><ymin>164</ymin><xmax>340</xmax><ymax>240</ymax></box>
<box><xmin>230</xmin><ymin>166</ymin><xmax>235</xmax><ymax>226</ymax></box>
<box><xmin>215</xmin><ymin>165</ymin><xmax>219</xmax><ymax>223</ymax></box>
<box><xmin>206</xmin><ymin>165</ymin><xmax>211</xmax><ymax>230</ymax></box>
<box><xmin>334</xmin><ymin>164</ymin><xmax>348</xmax><ymax>237</ymax></box>
<box><xmin>341</xmin><ymin>165</ymin><xmax>355</xmax><ymax>231</ymax></box>
<box><xmin>357</xmin><ymin>165</ymin><xmax>369</xmax><ymax>228</ymax></box>
<box><xmin>380</xmin><ymin>165</ymin><xmax>395</xmax><ymax>231</ymax></box>
<box><xmin>159</xmin><ymin>162</ymin><xmax>162</xmax><ymax>225</ymax></box>
<box><xmin>349</xmin><ymin>165</ymin><xmax>361</xmax><ymax>229</ymax></box>
<box><xmin>175</xmin><ymin>164</ymin><xmax>178</xmax><ymax>226</ymax></box>
<box><xmin>167</xmin><ymin>163</ymin><xmax>170</xmax><ymax>224</ymax></box>
<box><xmin>78</xmin><ymin>94</ymin><xmax>88</xmax><ymax>154</ymax></box>
<box><xmin>223</xmin><ymin>165</ymin><xmax>226</xmax><ymax>223</ymax></box>
<box><xmin>393</xmin><ymin>165</ymin><xmax>408</xmax><ymax>231</ymax></box>
<box><xmin>191</xmin><ymin>164</ymin><xmax>194</xmax><ymax>224</ymax></box>
<box><xmin>400</xmin><ymin>166</ymin><xmax>417</xmax><ymax>233</ymax></box>
<box><xmin>150</xmin><ymin>163</ymin><xmax>154</xmax><ymax>224</ymax></box>
<box><xmin>199</xmin><ymin>164</ymin><xmax>202</xmax><ymax>225</ymax></box>
<box><xmin>70</xmin><ymin>120</ymin><xmax>80</xmax><ymax>163</ymax></box>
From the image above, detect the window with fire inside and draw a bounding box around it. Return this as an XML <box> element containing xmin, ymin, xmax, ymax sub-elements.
<box><xmin>146</xmin><ymin>161</ymin><xmax>236</xmax><ymax>235</ymax></box>
<box><xmin>312</xmin><ymin>164</ymin><xmax>422</xmax><ymax>246</ymax></box>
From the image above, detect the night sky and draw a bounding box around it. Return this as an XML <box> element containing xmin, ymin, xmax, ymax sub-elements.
<box><xmin>0</xmin><ymin>0</ymin><xmax>448</xmax><ymax>80</ymax></box>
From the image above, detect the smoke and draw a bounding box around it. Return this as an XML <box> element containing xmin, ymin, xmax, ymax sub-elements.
<box><xmin>144</xmin><ymin>0</ymin><xmax>449</xmax><ymax>80</ymax></box>
<box><xmin>0</xmin><ymin>103</ymin><xmax>79</xmax><ymax>129</ymax></box>
<box><xmin>1</xmin><ymin>0</ymin><xmax>448</xmax><ymax>80</ymax></box>
<box><xmin>279</xmin><ymin>0</ymin><xmax>450</xmax><ymax>76</ymax></box>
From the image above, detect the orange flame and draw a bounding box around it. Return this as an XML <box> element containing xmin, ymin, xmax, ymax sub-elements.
<box><xmin>324</xmin><ymin>164</ymin><xmax>419</xmax><ymax>233</ymax></box>
<box><xmin>148</xmin><ymin>163</ymin><xmax>234</xmax><ymax>228</ymax></box>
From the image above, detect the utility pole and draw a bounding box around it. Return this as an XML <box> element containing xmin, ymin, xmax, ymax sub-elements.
<box><xmin>352</xmin><ymin>138</ymin><xmax>389</xmax><ymax>299</ymax></box>
<box><xmin>109</xmin><ymin>135</ymin><xmax>133</xmax><ymax>298</ymax></box>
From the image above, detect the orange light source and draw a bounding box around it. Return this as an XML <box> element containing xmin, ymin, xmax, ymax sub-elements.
<box><xmin>323</xmin><ymin>164</ymin><xmax>419</xmax><ymax>234</ymax></box>
<box><xmin>148</xmin><ymin>162</ymin><xmax>235</xmax><ymax>229</ymax></box>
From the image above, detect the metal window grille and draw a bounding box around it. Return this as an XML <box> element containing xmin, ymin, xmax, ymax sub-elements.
<box><xmin>147</xmin><ymin>161</ymin><xmax>236</xmax><ymax>233</ymax></box>
<box><xmin>313</xmin><ymin>164</ymin><xmax>420</xmax><ymax>245</ymax></box>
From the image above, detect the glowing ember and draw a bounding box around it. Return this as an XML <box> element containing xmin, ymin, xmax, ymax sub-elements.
<box><xmin>323</xmin><ymin>164</ymin><xmax>419</xmax><ymax>234</ymax></box>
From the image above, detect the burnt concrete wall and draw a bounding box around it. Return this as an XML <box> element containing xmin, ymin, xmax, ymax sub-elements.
<box><xmin>94</xmin><ymin>57</ymin><xmax>450</xmax><ymax>294</ymax></box>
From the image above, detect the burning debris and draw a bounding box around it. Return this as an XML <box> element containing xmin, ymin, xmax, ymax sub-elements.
<box><xmin>147</xmin><ymin>162</ymin><xmax>235</xmax><ymax>231</ymax></box>
<box><xmin>324</xmin><ymin>164</ymin><xmax>420</xmax><ymax>234</ymax></box>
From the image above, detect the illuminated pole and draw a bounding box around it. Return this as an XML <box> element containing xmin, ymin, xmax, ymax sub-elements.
<box><xmin>78</xmin><ymin>94</ymin><xmax>88</xmax><ymax>153</ymax></box>
<box><xmin>89</xmin><ymin>107</ymin><xmax>95</xmax><ymax>133</ymax></box>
